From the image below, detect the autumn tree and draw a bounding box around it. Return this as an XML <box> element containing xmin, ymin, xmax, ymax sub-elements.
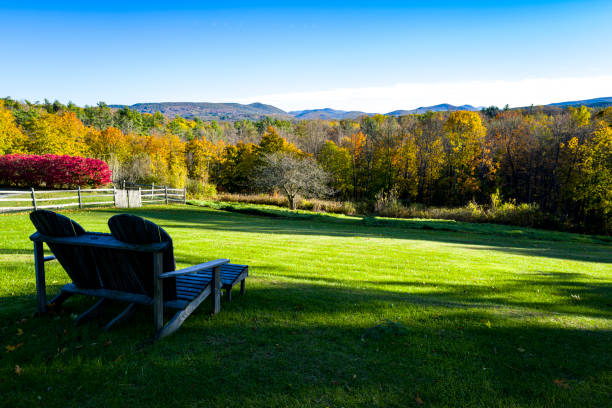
<box><xmin>393</xmin><ymin>129</ymin><xmax>418</xmax><ymax>200</ymax></box>
<box><xmin>406</xmin><ymin>113</ymin><xmax>446</xmax><ymax>203</ymax></box>
<box><xmin>256</xmin><ymin>126</ymin><xmax>301</xmax><ymax>156</ymax></box>
<box><xmin>142</xmin><ymin>112</ymin><xmax>166</xmax><ymax>134</ymax></box>
<box><xmin>27</xmin><ymin>111</ymin><xmax>90</xmax><ymax>156</ymax></box>
<box><xmin>488</xmin><ymin>111</ymin><xmax>536</xmax><ymax>201</ymax></box>
<box><xmin>85</xmin><ymin>126</ymin><xmax>131</xmax><ymax>162</ymax></box>
<box><xmin>317</xmin><ymin>140</ymin><xmax>352</xmax><ymax>198</ymax></box>
<box><xmin>167</xmin><ymin>134</ymin><xmax>188</xmax><ymax>188</ymax></box>
<box><xmin>186</xmin><ymin>136</ymin><xmax>222</xmax><ymax>183</ymax></box>
<box><xmin>340</xmin><ymin>131</ymin><xmax>366</xmax><ymax>200</ymax></box>
<box><xmin>0</xmin><ymin>101</ymin><xmax>27</xmax><ymax>154</ymax></box>
<box><xmin>215</xmin><ymin>142</ymin><xmax>258</xmax><ymax>192</ymax></box>
<box><xmin>252</xmin><ymin>152</ymin><xmax>331</xmax><ymax>210</ymax></box>
<box><xmin>543</xmin><ymin>108</ymin><xmax>592</xmax><ymax>213</ymax></box>
<box><xmin>295</xmin><ymin>119</ymin><xmax>331</xmax><ymax>155</ymax></box>
<box><xmin>358</xmin><ymin>115</ymin><xmax>385</xmax><ymax>198</ymax></box>
<box><xmin>442</xmin><ymin>111</ymin><xmax>489</xmax><ymax>204</ymax></box>
<box><xmin>372</xmin><ymin>116</ymin><xmax>401</xmax><ymax>196</ymax></box>
<box><xmin>557</xmin><ymin>116</ymin><xmax>610</xmax><ymax>229</ymax></box>
<box><xmin>168</xmin><ymin>116</ymin><xmax>196</xmax><ymax>139</ymax></box>
<box><xmin>577</xmin><ymin>125</ymin><xmax>612</xmax><ymax>231</ymax></box>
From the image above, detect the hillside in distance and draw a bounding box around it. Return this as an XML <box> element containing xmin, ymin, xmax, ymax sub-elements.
<box><xmin>546</xmin><ymin>97</ymin><xmax>612</xmax><ymax>108</ymax></box>
<box><xmin>387</xmin><ymin>103</ymin><xmax>482</xmax><ymax>116</ymax></box>
<box><xmin>290</xmin><ymin>108</ymin><xmax>372</xmax><ymax>120</ymax></box>
<box><xmin>111</xmin><ymin>97</ymin><xmax>612</xmax><ymax>121</ymax></box>
<box><xmin>109</xmin><ymin>102</ymin><xmax>291</xmax><ymax>121</ymax></box>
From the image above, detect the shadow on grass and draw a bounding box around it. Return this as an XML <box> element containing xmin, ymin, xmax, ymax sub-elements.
<box><xmin>258</xmin><ymin>270</ymin><xmax>612</xmax><ymax>320</ymax></box>
<box><xmin>88</xmin><ymin>206</ymin><xmax>612</xmax><ymax>264</ymax></box>
<box><xmin>0</xmin><ymin>248</ymin><xmax>33</xmax><ymax>255</ymax></box>
<box><xmin>1</xmin><ymin>280</ymin><xmax>611</xmax><ymax>407</ymax></box>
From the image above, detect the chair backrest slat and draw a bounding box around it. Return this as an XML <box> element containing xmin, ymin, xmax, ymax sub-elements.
<box><xmin>29</xmin><ymin>210</ymin><xmax>102</xmax><ymax>289</ymax></box>
<box><xmin>106</xmin><ymin>214</ymin><xmax>177</xmax><ymax>300</ymax></box>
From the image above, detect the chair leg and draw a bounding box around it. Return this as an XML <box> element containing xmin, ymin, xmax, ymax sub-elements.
<box><xmin>240</xmin><ymin>280</ymin><xmax>246</xmax><ymax>295</ymax></box>
<box><xmin>48</xmin><ymin>291</ymin><xmax>73</xmax><ymax>309</ymax></box>
<box><xmin>156</xmin><ymin>285</ymin><xmax>213</xmax><ymax>340</ymax></box>
<box><xmin>105</xmin><ymin>303</ymin><xmax>137</xmax><ymax>332</ymax></box>
<box><xmin>211</xmin><ymin>266</ymin><xmax>221</xmax><ymax>315</ymax></box>
<box><xmin>74</xmin><ymin>298</ymin><xmax>108</xmax><ymax>326</ymax></box>
<box><xmin>33</xmin><ymin>242</ymin><xmax>47</xmax><ymax>314</ymax></box>
<box><xmin>226</xmin><ymin>287</ymin><xmax>232</xmax><ymax>302</ymax></box>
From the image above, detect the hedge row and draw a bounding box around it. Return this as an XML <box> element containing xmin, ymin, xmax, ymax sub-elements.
<box><xmin>0</xmin><ymin>154</ymin><xmax>112</xmax><ymax>188</ymax></box>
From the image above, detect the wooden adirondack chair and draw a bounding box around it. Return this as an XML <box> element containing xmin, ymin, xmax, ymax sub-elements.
<box><xmin>29</xmin><ymin>210</ymin><xmax>248</xmax><ymax>339</ymax></box>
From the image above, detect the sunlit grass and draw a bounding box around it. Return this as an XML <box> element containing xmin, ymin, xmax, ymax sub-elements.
<box><xmin>1</xmin><ymin>204</ymin><xmax>611</xmax><ymax>407</ymax></box>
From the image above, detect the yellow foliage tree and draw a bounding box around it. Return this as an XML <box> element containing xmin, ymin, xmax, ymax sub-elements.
<box><xmin>143</xmin><ymin>134</ymin><xmax>188</xmax><ymax>188</ymax></box>
<box><xmin>257</xmin><ymin>126</ymin><xmax>302</xmax><ymax>156</ymax></box>
<box><xmin>443</xmin><ymin>111</ymin><xmax>488</xmax><ymax>200</ymax></box>
<box><xmin>569</xmin><ymin>105</ymin><xmax>590</xmax><ymax>128</ymax></box>
<box><xmin>85</xmin><ymin>126</ymin><xmax>131</xmax><ymax>162</ymax></box>
<box><xmin>28</xmin><ymin>111</ymin><xmax>90</xmax><ymax>156</ymax></box>
<box><xmin>186</xmin><ymin>136</ymin><xmax>222</xmax><ymax>183</ymax></box>
<box><xmin>317</xmin><ymin>140</ymin><xmax>352</xmax><ymax>196</ymax></box>
<box><xmin>393</xmin><ymin>133</ymin><xmax>418</xmax><ymax>199</ymax></box>
<box><xmin>216</xmin><ymin>141</ymin><xmax>258</xmax><ymax>192</ymax></box>
<box><xmin>340</xmin><ymin>131</ymin><xmax>367</xmax><ymax>200</ymax></box>
<box><xmin>0</xmin><ymin>101</ymin><xmax>27</xmax><ymax>154</ymax></box>
<box><xmin>561</xmin><ymin>124</ymin><xmax>612</xmax><ymax>230</ymax></box>
<box><xmin>166</xmin><ymin>134</ymin><xmax>188</xmax><ymax>188</ymax></box>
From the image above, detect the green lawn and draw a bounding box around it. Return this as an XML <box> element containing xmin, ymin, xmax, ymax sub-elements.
<box><xmin>1</xmin><ymin>204</ymin><xmax>611</xmax><ymax>407</ymax></box>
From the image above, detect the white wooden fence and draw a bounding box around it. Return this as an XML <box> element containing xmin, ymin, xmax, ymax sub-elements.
<box><xmin>0</xmin><ymin>185</ymin><xmax>186</xmax><ymax>213</ymax></box>
<box><xmin>140</xmin><ymin>185</ymin><xmax>187</xmax><ymax>205</ymax></box>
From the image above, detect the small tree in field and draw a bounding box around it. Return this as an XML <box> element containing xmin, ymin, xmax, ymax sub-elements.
<box><xmin>253</xmin><ymin>152</ymin><xmax>331</xmax><ymax>209</ymax></box>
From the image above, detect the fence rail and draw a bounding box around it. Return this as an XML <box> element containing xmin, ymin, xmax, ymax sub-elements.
<box><xmin>0</xmin><ymin>184</ymin><xmax>186</xmax><ymax>214</ymax></box>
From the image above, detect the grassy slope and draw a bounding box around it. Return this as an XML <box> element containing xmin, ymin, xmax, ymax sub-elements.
<box><xmin>0</xmin><ymin>205</ymin><xmax>610</xmax><ymax>407</ymax></box>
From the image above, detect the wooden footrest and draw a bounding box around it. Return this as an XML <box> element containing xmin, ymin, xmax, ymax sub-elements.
<box><xmin>175</xmin><ymin>264</ymin><xmax>248</xmax><ymax>301</ymax></box>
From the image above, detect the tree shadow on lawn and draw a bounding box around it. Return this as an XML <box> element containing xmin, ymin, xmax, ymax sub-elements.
<box><xmin>262</xmin><ymin>269</ymin><xmax>612</xmax><ymax>320</ymax></box>
<box><xmin>0</xmin><ymin>248</ymin><xmax>34</xmax><ymax>256</ymax></box>
<box><xmin>90</xmin><ymin>206</ymin><xmax>612</xmax><ymax>264</ymax></box>
<box><xmin>6</xmin><ymin>266</ymin><xmax>611</xmax><ymax>322</ymax></box>
<box><xmin>1</xmin><ymin>281</ymin><xmax>611</xmax><ymax>407</ymax></box>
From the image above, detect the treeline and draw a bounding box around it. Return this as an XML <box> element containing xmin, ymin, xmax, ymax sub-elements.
<box><xmin>1</xmin><ymin>98</ymin><xmax>610</xmax><ymax>234</ymax></box>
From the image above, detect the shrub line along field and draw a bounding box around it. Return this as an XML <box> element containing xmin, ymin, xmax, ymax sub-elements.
<box><xmin>1</xmin><ymin>204</ymin><xmax>611</xmax><ymax>407</ymax></box>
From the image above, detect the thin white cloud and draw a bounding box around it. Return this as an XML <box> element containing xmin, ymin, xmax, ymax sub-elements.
<box><xmin>238</xmin><ymin>76</ymin><xmax>612</xmax><ymax>113</ymax></box>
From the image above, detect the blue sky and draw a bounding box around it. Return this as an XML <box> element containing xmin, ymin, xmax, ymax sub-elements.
<box><xmin>1</xmin><ymin>1</ymin><xmax>611</xmax><ymax>111</ymax></box>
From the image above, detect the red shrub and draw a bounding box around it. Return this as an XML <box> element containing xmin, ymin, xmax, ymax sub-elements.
<box><xmin>0</xmin><ymin>154</ymin><xmax>112</xmax><ymax>188</ymax></box>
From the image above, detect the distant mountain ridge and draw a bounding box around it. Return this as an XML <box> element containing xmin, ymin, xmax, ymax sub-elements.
<box><xmin>111</xmin><ymin>97</ymin><xmax>612</xmax><ymax>121</ymax></box>
<box><xmin>546</xmin><ymin>97</ymin><xmax>612</xmax><ymax>108</ymax></box>
<box><xmin>386</xmin><ymin>103</ymin><xmax>482</xmax><ymax>116</ymax></box>
<box><xmin>289</xmin><ymin>108</ymin><xmax>373</xmax><ymax>120</ymax></box>
<box><xmin>109</xmin><ymin>102</ymin><xmax>291</xmax><ymax>121</ymax></box>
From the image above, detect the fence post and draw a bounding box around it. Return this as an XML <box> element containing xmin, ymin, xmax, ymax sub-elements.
<box><xmin>164</xmin><ymin>186</ymin><xmax>168</xmax><ymax>205</ymax></box>
<box><xmin>113</xmin><ymin>186</ymin><xmax>116</xmax><ymax>207</ymax></box>
<box><xmin>151</xmin><ymin>182</ymin><xmax>154</xmax><ymax>201</ymax></box>
<box><xmin>77</xmin><ymin>186</ymin><xmax>83</xmax><ymax>209</ymax></box>
<box><xmin>183</xmin><ymin>187</ymin><xmax>187</xmax><ymax>204</ymax></box>
<box><xmin>122</xmin><ymin>179</ymin><xmax>126</xmax><ymax>190</ymax></box>
<box><xmin>30</xmin><ymin>188</ymin><xmax>37</xmax><ymax>211</ymax></box>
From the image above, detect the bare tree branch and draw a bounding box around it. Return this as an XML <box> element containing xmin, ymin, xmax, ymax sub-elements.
<box><xmin>252</xmin><ymin>152</ymin><xmax>332</xmax><ymax>209</ymax></box>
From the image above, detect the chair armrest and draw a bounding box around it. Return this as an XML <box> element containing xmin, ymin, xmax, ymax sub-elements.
<box><xmin>44</xmin><ymin>255</ymin><xmax>57</xmax><ymax>262</ymax></box>
<box><xmin>158</xmin><ymin>259</ymin><xmax>230</xmax><ymax>279</ymax></box>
